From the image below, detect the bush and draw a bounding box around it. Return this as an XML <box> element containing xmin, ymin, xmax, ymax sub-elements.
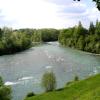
<box><xmin>74</xmin><ymin>76</ymin><xmax>79</xmax><ymax>81</ymax></box>
<box><xmin>26</xmin><ymin>92</ymin><xmax>35</xmax><ymax>97</ymax></box>
<box><xmin>0</xmin><ymin>76</ymin><xmax>4</xmax><ymax>86</ymax></box>
<box><xmin>42</xmin><ymin>71</ymin><xmax>56</xmax><ymax>92</ymax></box>
<box><xmin>0</xmin><ymin>76</ymin><xmax>12</xmax><ymax>100</ymax></box>
<box><xmin>56</xmin><ymin>88</ymin><xmax>64</xmax><ymax>91</ymax></box>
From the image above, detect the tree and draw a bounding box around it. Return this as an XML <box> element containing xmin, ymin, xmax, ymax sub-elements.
<box><xmin>0</xmin><ymin>28</ymin><xmax>3</xmax><ymax>38</ymax></box>
<box><xmin>40</xmin><ymin>29</ymin><xmax>59</xmax><ymax>42</ymax></box>
<box><xmin>73</xmin><ymin>21</ymin><xmax>85</xmax><ymax>36</ymax></box>
<box><xmin>93</xmin><ymin>0</ymin><xmax>100</xmax><ymax>10</ymax></box>
<box><xmin>58</xmin><ymin>21</ymin><xmax>100</xmax><ymax>54</ymax></box>
<box><xmin>89</xmin><ymin>22</ymin><xmax>95</xmax><ymax>34</ymax></box>
<box><xmin>95</xmin><ymin>20</ymin><xmax>100</xmax><ymax>35</ymax></box>
<box><xmin>73</xmin><ymin>0</ymin><xmax>100</xmax><ymax>11</ymax></box>
<box><xmin>76</xmin><ymin>36</ymin><xmax>85</xmax><ymax>50</ymax></box>
<box><xmin>42</xmin><ymin>71</ymin><xmax>56</xmax><ymax>92</ymax></box>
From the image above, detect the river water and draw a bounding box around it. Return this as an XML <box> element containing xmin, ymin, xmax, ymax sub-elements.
<box><xmin>0</xmin><ymin>42</ymin><xmax>100</xmax><ymax>100</ymax></box>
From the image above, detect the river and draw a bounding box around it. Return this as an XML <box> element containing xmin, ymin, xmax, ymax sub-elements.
<box><xmin>0</xmin><ymin>42</ymin><xmax>100</xmax><ymax>100</ymax></box>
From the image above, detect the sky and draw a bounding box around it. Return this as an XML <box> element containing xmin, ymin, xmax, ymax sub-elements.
<box><xmin>0</xmin><ymin>0</ymin><xmax>100</xmax><ymax>29</ymax></box>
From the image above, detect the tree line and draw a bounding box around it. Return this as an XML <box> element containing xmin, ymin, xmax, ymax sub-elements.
<box><xmin>58</xmin><ymin>20</ymin><xmax>100</xmax><ymax>54</ymax></box>
<box><xmin>0</xmin><ymin>20</ymin><xmax>99</xmax><ymax>55</ymax></box>
<box><xmin>0</xmin><ymin>28</ymin><xmax>59</xmax><ymax>55</ymax></box>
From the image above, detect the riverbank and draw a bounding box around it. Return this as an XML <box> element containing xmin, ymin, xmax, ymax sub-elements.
<box><xmin>25</xmin><ymin>74</ymin><xmax>100</xmax><ymax>100</ymax></box>
<box><xmin>59</xmin><ymin>44</ymin><xmax>100</xmax><ymax>57</ymax></box>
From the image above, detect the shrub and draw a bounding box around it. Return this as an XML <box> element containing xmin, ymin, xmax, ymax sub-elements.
<box><xmin>26</xmin><ymin>92</ymin><xmax>35</xmax><ymax>97</ymax></box>
<box><xmin>0</xmin><ymin>76</ymin><xmax>12</xmax><ymax>100</ymax></box>
<box><xmin>42</xmin><ymin>71</ymin><xmax>56</xmax><ymax>92</ymax></box>
<box><xmin>74</xmin><ymin>76</ymin><xmax>79</xmax><ymax>81</ymax></box>
<box><xmin>0</xmin><ymin>76</ymin><xmax>4</xmax><ymax>86</ymax></box>
<box><xmin>56</xmin><ymin>88</ymin><xmax>64</xmax><ymax>91</ymax></box>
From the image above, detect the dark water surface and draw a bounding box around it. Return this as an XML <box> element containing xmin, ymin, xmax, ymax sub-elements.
<box><xmin>0</xmin><ymin>42</ymin><xmax>100</xmax><ymax>100</ymax></box>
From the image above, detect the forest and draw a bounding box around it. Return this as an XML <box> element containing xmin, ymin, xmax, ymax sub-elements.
<box><xmin>0</xmin><ymin>28</ymin><xmax>59</xmax><ymax>55</ymax></box>
<box><xmin>59</xmin><ymin>20</ymin><xmax>100</xmax><ymax>54</ymax></box>
<box><xmin>0</xmin><ymin>20</ymin><xmax>99</xmax><ymax>55</ymax></box>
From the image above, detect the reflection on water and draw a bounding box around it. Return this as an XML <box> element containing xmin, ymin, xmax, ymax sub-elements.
<box><xmin>0</xmin><ymin>42</ymin><xmax>100</xmax><ymax>100</ymax></box>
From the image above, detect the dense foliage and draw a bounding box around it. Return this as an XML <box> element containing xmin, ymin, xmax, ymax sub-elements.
<box><xmin>0</xmin><ymin>28</ymin><xmax>59</xmax><ymax>55</ymax></box>
<box><xmin>17</xmin><ymin>28</ymin><xmax>59</xmax><ymax>42</ymax></box>
<box><xmin>0</xmin><ymin>27</ymin><xmax>32</xmax><ymax>55</ymax></box>
<box><xmin>93</xmin><ymin>0</ymin><xmax>100</xmax><ymax>10</ymax></box>
<box><xmin>26</xmin><ymin>92</ymin><xmax>35</xmax><ymax>97</ymax></box>
<box><xmin>59</xmin><ymin>21</ymin><xmax>100</xmax><ymax>54</ymax></box>
<box><xmin>39</xmin><ymin>29</ymin><xmax>59</xmax><ymax>42</ymax></box>
<box><xmin>0</xmin><ymin>76</ymin><xmax>12</xmax><ymax>100</ymax></box>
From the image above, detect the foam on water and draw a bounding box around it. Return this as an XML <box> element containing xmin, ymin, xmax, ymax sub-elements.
<box><xmin>44</xmin><ymin>50</ymin><xmax>54</xmax><ymax>59</ymax></box>
<box><xmin>56</xmin><ymin>57</ymin><xmax>64</xmax><ymax>62</ymax></box>
<box><xmin>5</xmin><ymin>76</ymin><xmax>34</xmax><ymax>86</ymax></box>
<box><xmin>5</xmin><ymin>81</ymin><xmax>19</xmax><ymax>86</ymax></box>
<box><xmin>18</xmin><ymin>76</ymin><xmax>33</xmax><ymax>81</ymax></box>
<box><xmin>93</xmin><ymin>67</ymin><xmax>98</xmax><ymax>74</ymax></box>
<box><xmin>45</xmin><ymin>66</ymin><xmax>52</xmax><ymax>69</ymax></box>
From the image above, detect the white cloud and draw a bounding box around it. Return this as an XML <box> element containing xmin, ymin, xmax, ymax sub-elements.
<box><xmin>0</xmin><ymin>0</ymin><xmax>66</xmax><ymax>28</ymax></box>
<box><xmin>55</xmin><ymin>1</ymin><xmax>100</xmax><ymax>28</ymax></box>
<box><xmin>88</xmin><ymin>7</ymin><xmax>100</xmax><ymax>21</ymax></box>
<box><xmin>0</xmin><ymin>0</ymin><xmax>100</xmax><ymax>29</ymax></box>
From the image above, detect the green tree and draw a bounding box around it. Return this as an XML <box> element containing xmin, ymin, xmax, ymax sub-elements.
<box><xmin>95</xmin><ymin>20</ymin><xmax>100</xmax><ymax>35</ymax></box>
<box><xmin>58</xmin><ymin>21</ymin><xmax>100</xmax><ymax>54</ymax></box>
<box><xmin>42</xmin><ymin>71</ymin><xmax>56</xmax><ymax>92</ymax></box>
<box><xmin>89</xmin><ymin>22</ymin><xmax>95</xmax><ymax>34</ymax></box>
<box><xmin>40</xmin><ymin>29</ymin><xmax>59</xmax><ymax>42</ymax></box>
<box><xmin>93</xmin><ymin>0</ymin><xmax>100</xmax><ymax>10</ymax></box>
<box><xmin>76</xmin><ymin>36</ymin><xmax>85</xmax><ymax>50</ymax></box>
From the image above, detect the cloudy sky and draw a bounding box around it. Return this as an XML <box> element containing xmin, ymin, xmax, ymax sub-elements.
<box><xmin>0</xmin><ymin>0</ymin><xmax>100</xmax><ymax>29</ymax></box>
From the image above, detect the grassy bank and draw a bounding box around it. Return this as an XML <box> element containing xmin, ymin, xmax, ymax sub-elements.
<box><xmin>25</xmin><ymin>74</ymin><xmax>100</xmax><ymax>100</ymax></box>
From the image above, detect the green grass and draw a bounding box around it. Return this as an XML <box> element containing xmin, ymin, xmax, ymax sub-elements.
<box><xmin>25</xmin><ymin>74</ymin><xmax>100</xmax><ymax>100</ymax></box>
